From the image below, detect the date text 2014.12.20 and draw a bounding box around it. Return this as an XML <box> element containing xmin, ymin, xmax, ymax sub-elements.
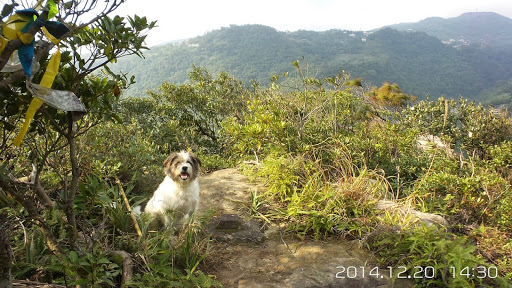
<box><xmin>335</xmin><ymin>266</ymin><xmax>434</xmax><ymax>279</ymax></box>
<box><xmin>335</xmin><ymin>265</ymin><xmax>499</xmax><ymax>280</ymax></box>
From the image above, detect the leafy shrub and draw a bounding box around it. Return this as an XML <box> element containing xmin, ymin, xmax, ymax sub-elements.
<box><xmin>128</xmin><ymin>216</ymin><xmax>220</xmax><ymax>287</ymax></box>
<box><xmin>79</xmin><ymin>119</ymin><xmax>162</xmax><ymax>196</ymax></box>
<box><xmin>402</xmin><ymin>97</ymin><xmax>512</xmax><ymax>156</ymax></box>
<box><xmin>366</xmin><ymin>224</ymin><xmax>509</xmax><ymax>287</ymax></box>
<box><xmin>145</xmin><ymin>65</ymin><xmax>249</xmax><ymax>155</ymax></box>
<box><xmin>470</xmin><ymin>226</ymin><xmax>512</xmax><ymax>280</ymax></box>
<box><xmin>412</xmin><ymin>170</ymin><xmax>510</xmax><ymax>227</ymax></box>
<box><xmin>347</xmin><ymin>120</ymin><xmax>429</xmax><ymax>194</ymax></box>
<box><xmin>486</xmin><ymin>141</ymin><xmax>512</xmax><ymax>182</ymax></box>
<box><xmin>51</xmin><ymin>250</ymin><xmax>122</xmax><ymax>287</ymax></box>
<box><xmin>8</xmin><ymin>174</ymin><xmax>217</xmax><ymax>287</ymax></box>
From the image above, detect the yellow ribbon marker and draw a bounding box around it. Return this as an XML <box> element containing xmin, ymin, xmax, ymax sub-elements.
<box><xmin>13</xmin><ymin>48</ymin><xmax>61</xmax><ymax>146</ymax></box>
<box><xmin>16</xmin><ymin>31</ymin><xmax>34</xmax><ymax>45</ymax></box>
<box><xmin>42</xmin><ymin>27</ymin><xmax>59</xmax><ymax>45</ymax></box>
<box><xmin>3</xmin><ymin>14</ymin><xmax>30</xmax><ymax>40</ymax></box>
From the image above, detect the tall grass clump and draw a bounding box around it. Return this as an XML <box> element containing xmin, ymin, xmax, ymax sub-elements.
<box><xmin>128</xmin><ymin>216</ymin><xmax>220</xmax><ymax>288</ymax></box>
<box><xmin>249</xmin><ymin>151</ymin><xmax>385</xmax><ymax>239</ymax></box>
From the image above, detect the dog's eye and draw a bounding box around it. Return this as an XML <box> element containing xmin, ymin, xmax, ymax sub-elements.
<box><xmin>187</xmin><ymin>160</ymin><xmax>192</xmax><ymax>165</ymax></box>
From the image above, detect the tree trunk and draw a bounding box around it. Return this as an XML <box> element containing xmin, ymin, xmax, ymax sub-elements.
<box><xmin>65</xmin><ymin>113</ymin><xmax>79</xmax><ymax>251</ymax></box>
<box><xmin>0</xmin><ymin>212</ymin><xmax>12</xmax><ymax>288</ymax></box>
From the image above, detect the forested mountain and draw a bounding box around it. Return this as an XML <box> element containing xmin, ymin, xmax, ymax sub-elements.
<box><xmin>479</xmin><ymin>78</ymin><xmax>512</xmax><ymax>107</ymax></box>
<box><xmin>113</xmin><ymin>12</ymin><xmax>512</xmax><ymax>102</ymax></box>
<box><xmin>387</xmin><ymin>12</ymin><xmax>512</xmax><ymax>48</ymax></box>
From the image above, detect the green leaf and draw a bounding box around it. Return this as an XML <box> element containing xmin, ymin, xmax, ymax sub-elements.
<box><xmin>62</xmin><ymin>1</ymin><xmax>73</xmax><ymax>9</ymax></box>
<box><xmin>47</xmin><ymin>0</ymin><xmax>58</xmax><ymax>19</ymax></box>
<box><xmin>75</xmin><ymin>279</ymin><xmax>88</xmax><ymax>285</ymax></box>
<box><xmin>69</xmin><ymin>251</ymin><xmax>78</xmax><ymax>263</ymax></box>
<box><xmin>97</xmin><ymin>257</ymin><xmax>111</xmax><ymax>264</ymax></box>
<box><xmin>292</xmin><ymin>60</ymin><xmax>299</xmax><ymax>69</ymax></box>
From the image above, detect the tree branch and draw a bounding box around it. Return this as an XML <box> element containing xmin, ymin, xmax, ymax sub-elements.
<box><xmin>0</xmin><ymin>176</ymin><xmax>64</xmax><ymax>257</ymax></box>
<box><xmin>110</xmin><ymin>250</ymin><xmax>133</xmax><ymax>288</ymax></box>
<box><xmin>33</xmin><ymin>168</ymin><xmax>55</xmax><ymax>210</ymax></box>
<box><xmin>8</xmin><ymin>164</ymin><xmax>55</xmax><ymax>209</ymax></box>
<box><xmin>0</xmin><ymin>40</ymin><xmax>53</xmax><ymax>89</ymax></box>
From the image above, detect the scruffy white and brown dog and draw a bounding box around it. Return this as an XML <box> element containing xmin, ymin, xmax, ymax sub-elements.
<box><xmin>137</xmin><ymin>151</ymin><xmax>201</xmax><ymax>228</ymax></box>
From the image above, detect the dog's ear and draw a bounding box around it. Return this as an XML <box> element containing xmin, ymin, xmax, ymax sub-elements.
<box><xmin>163</xmin><ymin>152</ymin><xmax>178</xmax><ymax>168</ymax></box>
<box><xmin>189</xmin><ymin>153</ymin><xmax>202</xmax><ymax>168</ymax></box>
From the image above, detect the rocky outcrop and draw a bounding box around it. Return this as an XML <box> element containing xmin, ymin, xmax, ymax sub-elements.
<box><xmin>376</xmin><ymin>200</ymin><xmax>450</xmax><ymax>229</ymax></box>
<box><xmin>416</xmin><ymin>134</ymin><xmax>455</xmax><ymax>157</ymax></box>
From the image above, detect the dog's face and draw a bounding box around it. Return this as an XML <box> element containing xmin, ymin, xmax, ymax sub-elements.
<box><xmin>163</xmin><ymin>151</ymin><xmax>201</xmax><ymax>184</ymax></box>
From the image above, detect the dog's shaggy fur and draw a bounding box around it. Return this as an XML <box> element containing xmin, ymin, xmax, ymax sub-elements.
<box><xmin>142</xmin><ymin>151</ymin><xmax>201</xmax><ymax>228</ymax></box>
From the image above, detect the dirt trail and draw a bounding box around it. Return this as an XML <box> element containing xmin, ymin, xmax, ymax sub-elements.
<box><xmin>199</xmin><ymin>168</ymin><xmax>413</xmax><ymax>288</ymax></box>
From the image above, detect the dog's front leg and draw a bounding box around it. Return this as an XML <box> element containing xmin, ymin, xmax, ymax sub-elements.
<box><xmin>163</xmin><ymin>214</ymin><xmax>174</xmax><ymax>229</ymax></box>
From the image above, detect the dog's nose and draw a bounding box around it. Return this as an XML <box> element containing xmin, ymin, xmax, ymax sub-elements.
<box><xmin>182</xmin><ymin>166</ymin><xmax>188</xmax><ymax>172</ymax></box>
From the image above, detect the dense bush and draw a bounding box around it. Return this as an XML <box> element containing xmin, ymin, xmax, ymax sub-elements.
<box><xmin>144</xmin><ymin>65</ymin><xmax>249</xmax><ymax>155</ymax></box>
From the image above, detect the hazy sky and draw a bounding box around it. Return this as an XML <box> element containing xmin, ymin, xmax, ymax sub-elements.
<box><xmin>112</xmin><ymin>0</ymin><xmax>512</xmax><ymax>47</ymax></box>
<box><xmin>6</xmin><ymin>0</ymin><xmax>510</xmax><ymax>46</ymax></box>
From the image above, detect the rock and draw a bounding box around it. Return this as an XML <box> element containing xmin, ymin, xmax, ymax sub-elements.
<box><xmin>215</xmin><ymin>214</ymin><xmax>242</xmax><ymax>230</ymax></box>
<box><xmin>376</xmin><ymin>200</ymin><xmax>450</xmax><ymax>229</ymax></box>
<box><xmin>413</xmin><ymin>210</ymin><xmax>450</xmax><ymax>228</ymax></box>
<box><xmin>199</xmin><ymin>168</ymin><xmax>263</xmax><ymax>215</ymax></box>
<box><xmin>416</xmin><ymin>134</ymin><xmax>455</xmax><ymax>157</ymax></box>
<box><xmin>207</xmin><ymin>214</ymin><xmax>264</xmax><ymax>243</ymax></box>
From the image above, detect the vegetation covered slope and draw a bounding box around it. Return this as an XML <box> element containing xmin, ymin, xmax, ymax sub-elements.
<box><xmin>103</xmin><ymin>66</ymin><xmax>512</xmax><ymax>286</ymax></box>
<box><xmin>112</xmin><ymin>12</ymin><xmax>512</xmax><ymax>102</ymax></box>
<box><xmin>387</xmin><ymin>12</ymin><xmax>512</xmax><ymax>48</ymax></box>
<box><xmin>2</xmin><ymin>2</ymin><xmax>512</xmax><ymax>286</ymax></box>
<box><xmin>4</xmin><ymin>56</ymin><xmax>512</xmax><ymax>286</ymax></box>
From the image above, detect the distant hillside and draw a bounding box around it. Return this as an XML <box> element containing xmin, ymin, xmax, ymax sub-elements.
<box><xmin>112</xmin><ymin>13</ymin><xmax>512</xmax><ymax>101</ymax></box>
<box><xmin>480</xmin><ymin>78</ymin><xmax>512</xmax><ymax>109</ymax></box>
<box><xmin>387</xmin><ymin>12</ymin><xmax>512</xmax><ymax>48</ymax></box>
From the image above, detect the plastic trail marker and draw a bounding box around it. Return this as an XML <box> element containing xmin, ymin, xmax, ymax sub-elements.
<box><xmin>13</xmin><ymin>49</ymin><xmax>60</xmax><ymax>146</ymax></box>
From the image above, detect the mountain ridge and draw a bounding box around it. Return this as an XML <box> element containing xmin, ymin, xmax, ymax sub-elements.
<box><xmin>113</xmin><ymin>12</ymin><xmax>512</xmax><ymax>103</ymax></box>
<box><xmin>386</xmin><ymin>11</ymin><xmax>512</xmax><ymax>47</ymax></box>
